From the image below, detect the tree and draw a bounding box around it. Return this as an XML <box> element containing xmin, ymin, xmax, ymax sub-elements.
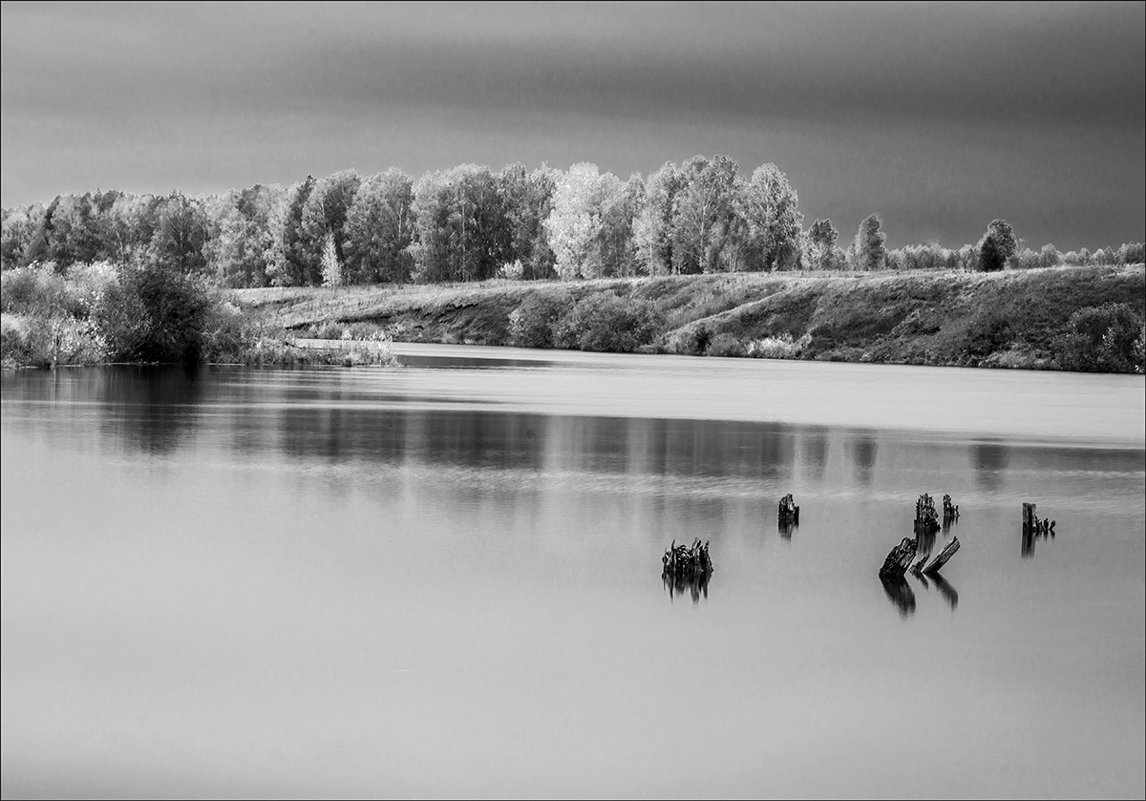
<box><xmin>320</xmin><ymin>230</ymin><xmax>342</xmax><ymax>286</ymax></box>
<box><xmin>741</xmin><ymin>164</ymin><xmax>803</xmax><ymax>271</ymax></box>
<box><xmin>671</xmin><ymin>155</ymin><xmax>744</xmax><ymax>274</ymax></box>
<box><xmin>633</xmin><ymin>161</ymin><xmax>683</xmax><ymax>275</ymax></box>
<box><xmin>150</xmin><ymin>193</ymin><xmax>209</xmax><ymax>274</ymax></box>
<box><xmin>977</xmin><ymin>218</ymin><xmax>1016</xmax><ymax>272</ymax></box>
<box><xmin>806</xmin><ymin>218</ymin><xmax>843</xmax><ymax>270</ymax></box>
<box><xmin>544</xmin><ymin>162</ymin><xmax>615</xmax><ymax>280</ymax></box>
<box><xmin>298</xmin><ymin>170</ymin><xmax>362</xmax><ymax>285</ymax></box>
<box><xmin>409</xmin><ymin>165</ymin><xmax>507</xmax><ymax>283</ymax></box>
<box><xmin>497</xmin><ymin>163</ymin><xmax>558</xmax><ymax>279</ymax></box>
<box><xmin>598</xmin><ymin>173</ymin><xmax>645</xmax><ymax>277</ymax></box>
<box><xmin>342</xmin><ymin>169</ymin><xmax>414</xmax><ymax>284</ymax></box>
<box><xmin>851</xmin><ymin>214</ymin><xmax>887</xmax><ymax>271</ymax></box>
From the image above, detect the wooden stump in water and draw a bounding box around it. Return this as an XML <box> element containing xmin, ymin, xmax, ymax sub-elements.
<box><xmin>777</xmin><ymin>493</ymin><xmax>800</xmax><ymax>527</ymax></box>
<box><xmin>942</xmin><ymin>494</ymin><xmax>959</xmax><ymax>526</ymax></box>
<box><xmin>923</xmin><ymin>536</ymin><xmax>960</xmax><ymax>575</ymax></box>
<box><xmin>914</xmin><ymin>493</ymin><xmax>940</xmax><ymax>536</ymax></box>
<box><xmin>879</xmin><ymin>537</ymin><xmax>918</xmax><ymax>579</ymax></box>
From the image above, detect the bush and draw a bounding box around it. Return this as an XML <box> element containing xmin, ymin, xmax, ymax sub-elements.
<box><xmin>705</xmin><ymin>333</ymin><xmax>744</xmax><ymax>357</ymax></box>
<box><xmin>1055</xmin><ymin>303</ymin><xmax>1145</xmax><ymax>373</ymax></box>
<box><xmin>553</xmin><ymin>293</ymin><xmax>664</xmax><ymax>352</ymax></box>
<box><xmin>746</xmin><ymin>332</ymin><xmax>811</xmax><ymax>359</ymax></box>
<box><xmin>95</xmin><ymin>265</ymin><xmax>211</xmax><ymax>364</ymax></box>
<box><xmin>508</xmin><ymin>292</ymin><xmax>572</xmax><ymax>348</ymax></box>
<box><xmin>0</xmin><ymin>264</ymin><xmax>70</xmax><ymax>316</ymax></box>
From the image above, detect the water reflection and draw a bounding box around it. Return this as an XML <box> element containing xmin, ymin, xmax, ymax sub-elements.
<box><xmin>99</xmin><ymin>366</ymin><xmax>204</xmax><ymax>453</ymax></box>
<box><xmin>662</xmin><ymin>571</ymin><xmax>710</xmax><ymax>604</ymax></box>
<box><xmin>880</xmin><ymin>574</ymin><xmax>916</xmax><ymax>617</ymax></box>
<box><xmin>849</xmin><ymin>433</ymin><xmax>879</xmax><ymax>486</ymax></box>
<box><xmin>971</xmin><ymin>442</ymin><xmax>1009</xmax><ymax>492</ymax></box>
<box><xmin>929</xmin><ymin>573</ymin><xmax>959</xmax><ymax>610</ymax></box>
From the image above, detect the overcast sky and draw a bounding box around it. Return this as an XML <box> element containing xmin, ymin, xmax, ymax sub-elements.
<box><xmin>2</xmin><ymin>1</ymin><xmax>1143</xmax><ymax>248</ymax></box>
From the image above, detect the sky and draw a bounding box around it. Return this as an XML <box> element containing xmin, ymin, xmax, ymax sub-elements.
<box><xmin>1</xmin><ymin>1</ymin><xmax>1143</xmax><ymax>249</ymax></box>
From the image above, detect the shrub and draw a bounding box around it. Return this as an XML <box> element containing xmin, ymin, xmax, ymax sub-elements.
<box><xmin>313</xmin><ymin>320</ymin><xmax>345</xmax><ymax>340</ymax></box>
<box><xmin>95</xmin><ymin>265</ymin><xmax>211</xmax><ymax>364</ymax></box>
<box><xmin>0</xmin><ymin>264</ymin><xmax>70</xmax><ymax>316</ymax></box>
<box><xmin>1055</xmin><ymin>303</ymin><xmax>1144</xmax><ymax>373</ymax></box>
<box><xmin>705</xmin><ymin>333</ymin><xmax>744</xmax><ymax>357</ymax></box>
<box><xmin>508</xmin><ymin>292</ymin><xmax>572</xmax><ymax>348</ymax></box>
<box><xmin>554</xmin><ymin>293</ymin><xmax>664</xmax><ymax>352</ymax></box>
<box><xmin>746</xmin><ymin>332</ymin><xmax>811</xmax><ymax>360</ymax></box>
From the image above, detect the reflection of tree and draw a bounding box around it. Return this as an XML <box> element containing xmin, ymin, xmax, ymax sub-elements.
<box><xmin>799</xmin><ymin>426</ymin><xmax>830</xmax><ymax>482</ymax></box>
<box><xmin>848</xmin><ymin>433</ymin><xmax>878</xmax><ymax>486</ymax></box>
<box><xmin>98</xmin><ymin>365</ymin><xmax>203</xmax><ymax>453</ymax></box>
<box><xmin>971</xmin><ymin>442</ymin><xmax>1009</xmax><ymax>492</ymax></box>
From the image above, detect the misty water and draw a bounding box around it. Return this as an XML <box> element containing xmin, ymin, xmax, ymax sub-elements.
<box><xmin>2</xmin><ymin>346</ymin><xmax>1144</xmax><ymax>799</ymax></box>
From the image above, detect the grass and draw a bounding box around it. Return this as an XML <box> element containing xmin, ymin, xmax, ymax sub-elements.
<box><xmin>232</xmin><ymin>264</ymin><xmax>1146</xmax><ymax>372</ymax></box>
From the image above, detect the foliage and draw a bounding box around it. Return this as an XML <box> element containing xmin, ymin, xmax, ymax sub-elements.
<box><xmin>554</xmin><ymin>293</ymin><xmax>664</xmax><ymax>352</ymax></box>
<box><xmin>1054</xmin><ymin>303</ymin><xmax>1144</xmax><ymax>373</ymax></box>
<box><xmin>851</xmin><ymin>214</ymin><xmax>887</xmax><ymax>271</ymax></box>
<box><xmin>508</xmin><ymin>291</ymin><xmax>573</xmax><ymax>348</ymax></box>
<box><xmin>94</xmin><ymin>265</ymin><xmax>212</xmax><ymax>364</ymax></box>
<box><xmin>746</xmin><ymin>332</ymin><xmax>812</xmax><ymax>359</ymax></box>
<box><xmin>741</xmin><ymin>163</ymin><xmax>803</xmax><ymax>271</ymax></box>
<box><xmin>978</xmin><ymin>219</ymin><xmax>1017</xmax><ymax>272</ymax></box>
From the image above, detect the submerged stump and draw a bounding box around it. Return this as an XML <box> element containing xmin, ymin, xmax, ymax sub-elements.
<box><xmin>662</xmin><ymin>538</ymin><xmax>713</xmax><ymax>581</ymax></box>
<box><xmin>778</xmin><ymin>493</ymin><xmax>800</xmax><ymax>527</ymax></box>
<box><xmin>914</xmin><ymin>493</ymin><xmax>941</xmax><ymax>536</ymax></box>
<box><xmin>879</xmin><ymin>537</ymin><xmax>918</xmax><ymax>579</ymax></box>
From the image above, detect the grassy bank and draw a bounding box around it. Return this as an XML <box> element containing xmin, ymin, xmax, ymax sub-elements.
<box><xmin>235</xmin><ymin>264</ymin><xmax>1146</xmax><ymax>373</ymax></box>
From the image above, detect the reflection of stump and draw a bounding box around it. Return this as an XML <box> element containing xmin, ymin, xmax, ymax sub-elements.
<box><xmin>880</xmin><ymin>574</ymin><xmax>916</xmax><ymax>617</ymax></box>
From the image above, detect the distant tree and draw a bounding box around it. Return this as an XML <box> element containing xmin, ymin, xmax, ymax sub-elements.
<box><xmin>1038</xmin><ymin>244</ymin><xmax>1061</xmax><ymax>269</ymax></box>
<box><xmin>490</xmin><ymin>163</ymin><xmax>560</xmax><ymax>280</ymax></box>
<box><xmin>597</xmin><ymin>173</ymin><xmax>645</xmax><ymax>277</ymax></box>
<box><xmin>205</xmin><ymin>184</ymin><xmax>286</xmax><ymax>287</ymax></box>
<box><xmin>150</xmin><ymin>193</ymin><xmax>209</xmax><ymax>274</ymax></box>
<box><xmin>299</xmin><ymin>170</ymin><xmax>362</xmax><ymax>284</ymax></box>
<box><xmin>851</xmin><ymin>214</ymin><xmax>887</xmax><ymax>271</ymax></box>
<box><xmin>671</xmin><ymin>155</ymin><xmax>744</xmax><ymax>274</ymax></box>
<box><xmin>977</xmin><ymin>218</ymin><xmax>1017</xmax><ymax>272</ymax></box>
<box><xmin>741</xmin><ymin>163</ymin><xmax>802</xmax><ymax>271</ymax></box>
<box><xmin>342</xmin><ymin>169</ymin><xmax>414</xmax><ymax>284</ymax></box>
<box><xmin>320</xmin><ymin>230</ymin><xmax>342</xmax><ymax>286</ymax></box>
<box><xmin>545</xmin><ymin>162</ymin><xmax>614</xmax><ymax>280</ymax></box>
<box><xmin>1</xmin><ymin>206</ymin><xmax>41</xmax><ymax>269</ymax></box>
<box><xmin>633</xmin><ymin>161</ymin><xmax>684</xmax><ymax>275</ymax></box>
<box><xmin>409</xmin><ymin>165</ymin><xmax>507</xmax><ymax>283</ymax></box>
<box><xmin>806</xmin><ymin>218</ymin><xmax>842</xmax><ymax>270</ymax></box>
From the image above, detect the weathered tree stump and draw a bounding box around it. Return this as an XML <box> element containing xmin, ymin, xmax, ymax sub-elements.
<box><xmin>662</xmin><ymin>538</ymin><xmax>713</xmax><ymax>582</ymax></box>
<box><xmin>879</xmin><ymin>537</ymin><xmax>918</xmax><ymax>579</ymax></box>
<box><xmin>777</xmin><ymin>493</ymin><xmax>800</xmax><ymax>527</ymax></box>
<box><xmin>1021</xmin><ymin>502</ymin><xmax>1058</xmax><ymax>555</ymax></box>
<box><xmin>914</xmin><ymin>493</ymin><xmax>940</xmax><ymax>536</ymax></box>
<box><xmin>942</xmin><ymin>494</ymin><xmax>959</xmax><ymax>526</ymax></box>
<box><xmin>923</xmin><ymin>536</ymin><xmax>960</xmax><ymax>575</ymax></box>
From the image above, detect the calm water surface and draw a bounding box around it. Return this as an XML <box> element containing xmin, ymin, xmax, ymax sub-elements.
<box><xmin>2</xmin><ymin>346</ymin><xmax>1144</xmax><ymax>799</ymax></box>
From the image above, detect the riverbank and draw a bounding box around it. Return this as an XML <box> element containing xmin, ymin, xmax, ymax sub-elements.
<box><xmin>236</xmin><ymin>264</ymin><xmax>1146</xmax><ymax>372</ymax></box>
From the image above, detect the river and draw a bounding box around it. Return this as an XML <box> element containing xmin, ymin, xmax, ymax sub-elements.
<box><xmin>2</xmin><ymin>346</ymin><xmax>1144</xmax><ymax>798</ymax></box>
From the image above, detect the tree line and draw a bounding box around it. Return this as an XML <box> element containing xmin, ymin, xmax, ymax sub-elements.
<box><xmin>2</xmin><ymin>157</ymin><xmax>1142</xmax><ymax>286</ymax></box>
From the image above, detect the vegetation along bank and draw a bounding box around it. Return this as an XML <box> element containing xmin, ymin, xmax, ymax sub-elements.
<box><xmin>238</xmin><ymin>263</ymin><xmax>1146</xmax><ymax>374</ymax></box>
